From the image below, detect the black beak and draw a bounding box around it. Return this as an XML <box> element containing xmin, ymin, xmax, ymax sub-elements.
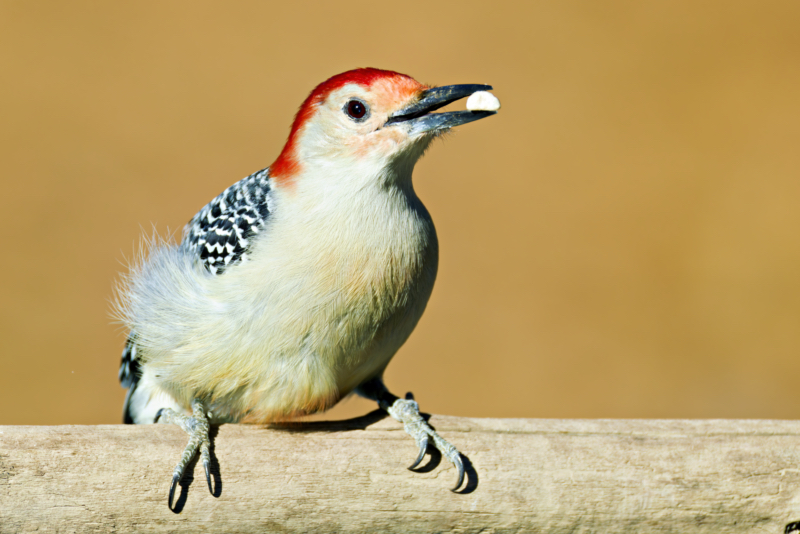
<box><xmin>385</xmin><ymin>84</ymin><xmax>496</xmax><ymax>134</ymax></box>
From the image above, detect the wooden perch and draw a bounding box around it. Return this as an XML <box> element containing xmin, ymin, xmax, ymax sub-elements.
<box><xmin>3</xmin><ymin>415</ymin><xmax>800</xmax><ymax>533</ymax></box>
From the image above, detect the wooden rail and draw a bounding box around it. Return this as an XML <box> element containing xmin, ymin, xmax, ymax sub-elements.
<box><xmin>3</xmin><ymin>414</ymin><xmax>800</xmax><ymax>532</ymax></box>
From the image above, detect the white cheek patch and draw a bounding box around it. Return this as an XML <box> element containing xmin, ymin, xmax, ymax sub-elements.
<box><xmin>466</xmin><ymin>91</ymin><xmax>501</xmax><ymax>112</ymax></box>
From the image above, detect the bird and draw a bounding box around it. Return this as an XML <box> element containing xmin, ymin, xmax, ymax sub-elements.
<box><xmin>115</xmin><ymin>67</ymin><xmax>498</xmax><ymax>506</ymax></box>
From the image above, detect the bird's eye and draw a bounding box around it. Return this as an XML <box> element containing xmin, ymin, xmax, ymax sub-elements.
<box><xmin>345</xmin><ymin>99</ymin><xmax>368</xmax><ymax>121</ymax></box>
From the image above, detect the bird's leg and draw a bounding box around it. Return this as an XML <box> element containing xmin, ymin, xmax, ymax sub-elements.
<box><xmin>156</xmin><ymin>398</ymin><xmax>213</xmax><ymax>505</ymax></box>
<box><xmin>356</xmin><ymin>378</ymin><xmax>464</xmax><ymax>491</ymax></box>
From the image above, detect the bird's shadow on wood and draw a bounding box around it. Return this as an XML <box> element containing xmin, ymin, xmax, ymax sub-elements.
<box><xmin>270</xmin><ymin>408</ymin><xmax>390</xmax><ymax>433</ymax></box>
<box><xmin>169</xmin><ymin>425</ymin><xmax>222</xmax><ymax>514</ymax></box>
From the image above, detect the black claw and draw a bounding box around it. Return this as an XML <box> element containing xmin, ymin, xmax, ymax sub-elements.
<box><xmin>168</xmin><ymin>473</ymin><xmax>180</xmax><ymax>507</ymax></box>
<box><xmin>204</xmin><ymin>460</ymin><xmax>213</xmax><ymax>494</ymax></box>
<box><xmin>155</xmin><ymin>408</ymin><xmax>166</xmax><ymax>423</ymax></box>
<box><xmin>409</xmin><ymin>435</ymin><xmax>428</xmax><ymax>469</ymax></box>
<box><xmin>450</xmin><ymin>455</ymin><xmax>465</xmax><ymax>491</ymax></box>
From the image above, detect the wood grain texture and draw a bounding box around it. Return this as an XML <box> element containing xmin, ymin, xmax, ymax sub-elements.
<box><xmin>3</xmin><ymin>415</ymin><xmax>800</xmax><ymax>533</ymax></box>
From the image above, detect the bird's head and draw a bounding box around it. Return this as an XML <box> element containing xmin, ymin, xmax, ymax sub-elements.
<box><xmin>270</xmin><ymin>68</ymin><xmax>495</xmax><ymax>186</ymax></box>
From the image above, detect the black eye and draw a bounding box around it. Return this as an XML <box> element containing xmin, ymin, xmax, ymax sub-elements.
<box><xmin>345</xmin><ymin>99</ymin><xmax>368</xmax><ymax>120</ymax></box>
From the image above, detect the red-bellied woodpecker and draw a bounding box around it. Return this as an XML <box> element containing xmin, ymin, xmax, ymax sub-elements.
<box><xmin>115</xmin><ymin>68</ymin><xmax>498</xmax><ymax>505</ymax></box>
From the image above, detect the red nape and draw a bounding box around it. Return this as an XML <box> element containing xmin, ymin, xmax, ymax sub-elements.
<box><xmin>269</xmin><ymin>68</ymin><xmax>416</xmax><ymax>184</ymax></box>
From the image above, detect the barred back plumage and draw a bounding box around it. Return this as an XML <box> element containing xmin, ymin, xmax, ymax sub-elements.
<box><xmin>183</xmin><ymin>167</ymin><xmax>273</xmax><ymax>275</ymax></box>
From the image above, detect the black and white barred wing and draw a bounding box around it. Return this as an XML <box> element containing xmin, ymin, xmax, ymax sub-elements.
<box><xmin>120</xmin><ymin>168</ymin><xmax>274</xmax><ymax>422</ymax></box>
<box><xmin>183</xmin><ymin>167</ymin><xmax>274</xmax><ymax>274</ymax></box>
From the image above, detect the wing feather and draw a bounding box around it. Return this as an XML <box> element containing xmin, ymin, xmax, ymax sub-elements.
<box><xmin>183</xmin><ymin>167</ymin><xmax>273</xmax><ymax>274</ymax></box>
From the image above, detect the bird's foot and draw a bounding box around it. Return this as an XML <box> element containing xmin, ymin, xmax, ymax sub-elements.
<box><xmin>156</xmin><ymin>398</ymin><xmax>213</xmax><ymax>506</ymax></box>
<box><xmin>385</xmin><ymin>394</ymin><xmax>464</xmax><ymax>491</ymax></box>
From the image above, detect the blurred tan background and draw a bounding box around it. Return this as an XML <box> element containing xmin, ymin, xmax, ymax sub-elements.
<box><xmin>1</xmin><ymin>1</ymin><xmax>799</xmax><ymax>425</ymax></box>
